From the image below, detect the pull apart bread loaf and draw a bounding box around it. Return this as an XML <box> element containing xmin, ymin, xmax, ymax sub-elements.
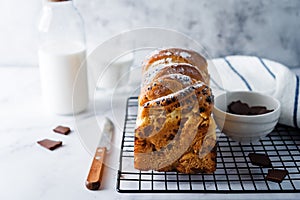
<box><xmin>134</xmin><ymin>48</ymin><xmax>216</xmax><ymax>173</ymax></box>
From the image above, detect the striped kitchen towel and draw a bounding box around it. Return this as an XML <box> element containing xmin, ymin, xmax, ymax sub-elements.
<box><xmin>209</xmin><ymin>55</ymin><xmax>300</xmax><ymax>128</ymax></box>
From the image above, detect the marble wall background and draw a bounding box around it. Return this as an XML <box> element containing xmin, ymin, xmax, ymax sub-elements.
<box><xmin>0</xmin><ymin>0</ymin><xmax>299</xmax><ymax>68</ymax></box>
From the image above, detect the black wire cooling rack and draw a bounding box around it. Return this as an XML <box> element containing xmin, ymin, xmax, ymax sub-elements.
<box><xmin>116</xmin><ymin>97</ymin><xmax>300</xmax><ymax>193</ymax></box>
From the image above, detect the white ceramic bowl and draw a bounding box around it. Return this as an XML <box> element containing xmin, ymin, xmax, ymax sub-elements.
<box><xmin>213</xmin><ymin>91</ymin><xmax>281</xmax><ymax>143</ymax></box>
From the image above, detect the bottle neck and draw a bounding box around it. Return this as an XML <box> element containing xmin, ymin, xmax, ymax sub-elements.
<box><xmin>39</xmin><ymin>0</ymin><xmax>85</xmax><ymax>47</ymax></box>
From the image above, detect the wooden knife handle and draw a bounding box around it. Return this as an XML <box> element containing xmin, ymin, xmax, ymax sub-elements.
<box><xmin>85</xmin><ymin>147</ymin><xmax>106</xmax><ymax>190</ymax></box>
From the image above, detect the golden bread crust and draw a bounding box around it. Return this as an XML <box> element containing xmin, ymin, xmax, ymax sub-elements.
<box><xmin>142</xmin><ymin>48</ymin><xmax>209</xmax><ymax>84</ymax></box>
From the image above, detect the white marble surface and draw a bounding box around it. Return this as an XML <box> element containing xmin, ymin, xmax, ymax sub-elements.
<box><xmin>0</xmin><ymin>66</ymin><xmax>299</xmax><ymax>200</ymax></box>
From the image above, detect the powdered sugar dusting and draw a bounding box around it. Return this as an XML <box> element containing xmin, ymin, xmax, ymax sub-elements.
<box><xmin>143</xmin><ymin>80</ymin><xmax>206</xmax><ymax>107</ymax></box>
<box><xmin>164</xmin><ymin>51</ymin><xmax>172</xmax><ymax>56</ymax></box>
<box><xmin>143</xmin><ymin>64</ymin><xmax>165</xmax><ymax>86</ymax></box>
<box><xmin>167</xmin><ymin>74</ymin><xmax>193</xmax><ymax>86</ymax></box>
<box><xmin>180</xmin><ymin>51</ymin><xmax>191</xmax><ymax>58</ymax></box>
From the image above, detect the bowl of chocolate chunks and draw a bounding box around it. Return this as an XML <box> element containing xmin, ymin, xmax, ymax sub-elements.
<box><xmin>213</xmin><ymin>91</ymin><xmax>281</xmax><ymax>143</ymax></box>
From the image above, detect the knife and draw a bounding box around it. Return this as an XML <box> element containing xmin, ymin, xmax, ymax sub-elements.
<box><xmin>85</xmin><ymin>117</ymin><xmax>114</xmax><ymax>190</ymax></box>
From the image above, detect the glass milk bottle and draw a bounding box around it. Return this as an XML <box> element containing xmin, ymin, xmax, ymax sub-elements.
<box><xmin>38</xmin><ymin>0</ymin><xmax>88</xmax><ymax>115</ymax></box>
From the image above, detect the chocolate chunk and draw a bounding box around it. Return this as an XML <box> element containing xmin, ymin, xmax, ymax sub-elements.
<box><xmin>37</xmin><ymin>139</ymin><xmax>62</xmax><ymax>150</ymax></box>
<box><xmin>266</xmin><ymin>169</ymin><xmax>288</xmax><ymax>183</ymax></box>
<box><xmin>166</xmin><ymin>98</ymin><xmax>172</xmax><ymax>104</ymax></box>
<box><xmin>167</xmin><ymin>134</ymin><xmax>175</xmax><ymax>140</ymax></box>
<box><xmin>249</xmin><ymin>106</ymin><xmax>273</xmax><ymax>115</ymax></box>
<box><xmin>248</xmin><ymin>153</ymin><xmax>272</xmax><ymax>167</ymax></box>
<box><xmin>171</xmin><ymin>96</ymin><xmax>176</xmax><ymax>102</ymax></box>
<box><xmin>202</xmin><ymin>87</ymin><xmax>208</xmax><ymax>95</ymax></box>
<box><xmin>206</xmin><ymin>95</ymin><xmax>213</xmax><ymax>103</ymax></box>
<box><xmin>249</xmin><ymin>106</ymin><xmax>267</xmax><ymax>115</ymax></box>
<box><xmin>228</xmin><ymin>100</ymin><xmax>250</xmax><ymax>115</ymax></box>
<box><xmin>228</xmin><ymin>101</ymin><xmax>273</xmax><ymax>115</ymax></box>
<box><xmin>53</xmin><ymin>125</ymin><xmax>71</xmax><ymax>135</ymax></box>
<box><xmin>199</xmin><ymin>107</ymin><xmax>206</xmax><ymax>113</ymax></box>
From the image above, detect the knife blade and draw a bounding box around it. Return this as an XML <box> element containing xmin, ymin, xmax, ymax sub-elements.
<box><xmin>85</xmin><ymin>117</ymin><xmax>114</xmax><ymax>190</ymax></box>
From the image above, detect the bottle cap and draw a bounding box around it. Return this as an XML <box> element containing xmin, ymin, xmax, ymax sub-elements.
<box><xmin>48</xmin><ymin>0</ymin><xmax>71</xmax><ymax>2</ymax></box>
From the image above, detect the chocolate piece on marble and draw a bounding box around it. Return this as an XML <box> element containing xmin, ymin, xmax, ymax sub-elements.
<box><xmin>53</xmin><ymin>125</ymin><xmax>71</xmax><ymax>135</ymax></box>
<box><xmin>37</xmin><ymin>139</ymin><xmax>62</xmax><ymax>151</ymax></box>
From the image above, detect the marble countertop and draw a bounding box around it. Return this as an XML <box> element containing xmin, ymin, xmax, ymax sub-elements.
<box><xmin>0</xmin><ymin>66</ymin><xmax>299</xmax><ymax>200</ymax></box>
